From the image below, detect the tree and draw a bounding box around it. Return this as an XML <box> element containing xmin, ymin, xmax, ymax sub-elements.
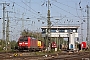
<box><xmin>0</xmin><ymin>39</ymin><xmax>6</xmax><ymax>51</ymax></box>
<box><xmin>10</xmin><ymin>40</ymin><xmax>17</xmax><ymax>50</ymax></box>
<box><xmin>21</xmin><ymin>30</ymin><xmax>43</xmax><ymax>41</ymax></box>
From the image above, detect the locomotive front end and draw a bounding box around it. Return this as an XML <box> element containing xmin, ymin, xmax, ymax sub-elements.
<box><xmin>18</xmin><ymin>37</ymin><xmax>28</xmax><ymax>50</ymax></box>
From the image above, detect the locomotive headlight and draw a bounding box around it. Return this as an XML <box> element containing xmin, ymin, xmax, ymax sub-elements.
<box><xmin>25</xmin><ymin>43</ymin><xmax>28</xmax><ymax>44</ymax></box>
<box><xmin>19</xmin><ymin>43</ymin><xmax>22</xmax><ymax>44</ymax></box>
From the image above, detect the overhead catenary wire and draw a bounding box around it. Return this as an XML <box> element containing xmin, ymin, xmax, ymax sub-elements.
<box><xmin>8</xmin><ymin>0</ymin><xmax>48</xmax><ymax>22</ymax></box>
<box><xmin>3</xmin><ymin>0</ymin><xmax>86</xmax><ymax>25</ymax></box>
<box><xmin>7</xmin><ymin>0</ymin><xmax>47</xmax><ymax>28</ymax></box>
<box><xmin>4</xmin><ymin>0</ymin><xmax>87</xmax><ymax>27</ymax></box>
<box><xmin>21</xmin><ymin>0</ymin><xmax>38</xmax><ymax>14</ymax></box>
<box><xmin>75</xmin><ymin>4</ymin><xmax>84</xmax><ymax>21</ymax></box>
<box><xmin>52</xmin><ymin>0</ymin><xmax>87</xmax><ymax>19</ymax></box>
<box><xmin>52</xmin><ymin>3</ymin><xmax>87</xmax><ymax>21</ymax></box>
<box><xmin>2</xmin><ymin>0</ymin><xmax>47</xmax><ymax>28</ymax></box>
<box><xmin>52</xmin><ymin>3</ymin><xmax>77</xmax><ymax>17</ymax></box>
<box><xmin>21</xmin><ymin>0</ymin><xmax>48</xmax><ymax>21</ymax></box>
<box><xmin>52</xmin><ymin>0</ymin><xmax>79</xmax><ymax>10</ymax></box>
<box><xmin>8</xmin><ymin>0</ymin><xmax>38</xmax><ymax>16</ymax></box>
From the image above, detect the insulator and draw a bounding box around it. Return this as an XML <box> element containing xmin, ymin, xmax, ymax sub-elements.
<box><xmin>50</xmin><ymin>4</ymin><xmax>51</xmax><ymax>6</ymax></box>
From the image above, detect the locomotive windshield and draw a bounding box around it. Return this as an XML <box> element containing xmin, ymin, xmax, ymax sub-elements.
<box><xmin>19</xmin><ymin>37</ymin><xmax>28</xmax><ymax>42</ymax></box>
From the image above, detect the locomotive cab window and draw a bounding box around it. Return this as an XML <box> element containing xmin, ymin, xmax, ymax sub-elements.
<box><xmin>24</xmin><ymin>37</ymin><xmax>28</xmax><ymax>42</ymax></box>
<box><xmin>19</xmin><ymin>37</ymin><xmax>28</xmax><ymax>42</ymax></box>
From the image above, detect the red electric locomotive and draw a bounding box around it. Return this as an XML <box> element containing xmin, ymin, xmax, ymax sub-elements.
<box><xmin>18</xmin><ymin>36</ymin><xmax>44</xmax><ymax>51</ymax></box>
<box><xmin>81</xmin><ymin>42</ymin><xmax>88</xmax><ymax>50</ymax></box>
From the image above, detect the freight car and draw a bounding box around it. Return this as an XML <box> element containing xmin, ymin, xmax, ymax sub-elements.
<box><xmin>18</xmin><ymin>36</ymin><xmax>45</xmax><ymax>51</ymax></box>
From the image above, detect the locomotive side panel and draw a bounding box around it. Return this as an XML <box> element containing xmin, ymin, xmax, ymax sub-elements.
<box><xmin>28</xmin><ymin>37</ymin><xmax>30</xmax><ymax>48</ymax></box>
<box><xmin>30</xmin><ymin>37</ymin><xmax>38</xmax><ymax>48</ymax></box>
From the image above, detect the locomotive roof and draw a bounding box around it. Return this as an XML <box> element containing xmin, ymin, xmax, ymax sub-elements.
<box><xmin>19</xmin><ymin>36</ymin><xmax>37</xmax><ymax>40</ymax></box>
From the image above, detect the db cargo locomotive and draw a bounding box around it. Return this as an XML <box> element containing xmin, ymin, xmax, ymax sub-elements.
<box><xmin>18</xmin><ymin>36</ymin><xmax>45</xmax><ymax>51</ymax></box>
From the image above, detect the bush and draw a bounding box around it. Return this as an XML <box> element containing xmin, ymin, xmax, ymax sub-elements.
<box><xmin>0</xmin><ymin>47</ymin><xmax>3</xmax><ymax>51</ymax></box>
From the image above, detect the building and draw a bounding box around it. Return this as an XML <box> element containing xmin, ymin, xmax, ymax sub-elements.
<box><xmin>41</xmin><ymin>26</ymin><xmax>79</xmax><ymax>50</ymax></box>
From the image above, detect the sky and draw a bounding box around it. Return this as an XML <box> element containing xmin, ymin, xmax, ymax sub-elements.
<box><xmin>0</xmin><ymin>0</ymin><xmax>90</xmax><ymax>42</ymax></box>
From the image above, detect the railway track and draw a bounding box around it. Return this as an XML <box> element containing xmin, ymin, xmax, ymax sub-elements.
<box><xmin>45</xmin><ymin>52</ymin><xmax>90</xmax><ymax>60</ymax></box>
<box><xmin>0</xmin><ymin>51</ymin><xmax>90</xmax><ymax>60</ymax></box>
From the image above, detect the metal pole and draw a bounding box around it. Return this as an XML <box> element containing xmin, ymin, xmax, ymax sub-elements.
<box><xmin>2</xmin><ymin>3</ymin><xmax>5</xmax><ymax>48</ymax></box>
<box><xmin>80</xmin><ymin>8</ymin><xmax>83</xmax><ymax>42</ymax></box>
<box><xmin>46</xmin><ymin>0</ymin><xmax>51</xmax><ymax>51</ymax></box>
<box><xmin>0</xmin><ymin>3</ymin><xmax>10</xmax><ymax>50</ymax></box>
<box><xmin>6</xmin><ymin>11</ymin><xmax>10</xmax><ymax>51</ymax></box>
<box><xmin>79</xmin><ymin>8</ymin><xmax>83</xmax><ymax>50</ymax></box>
<box><xmin>87</xmin><ymin>5</ymin><xmax>90</xmax><ymax>48</ymax></box>
<box><xmin>59</xmin><ymin>35</ymin><xmax>60</xmax><ymax>50</ymax></box>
